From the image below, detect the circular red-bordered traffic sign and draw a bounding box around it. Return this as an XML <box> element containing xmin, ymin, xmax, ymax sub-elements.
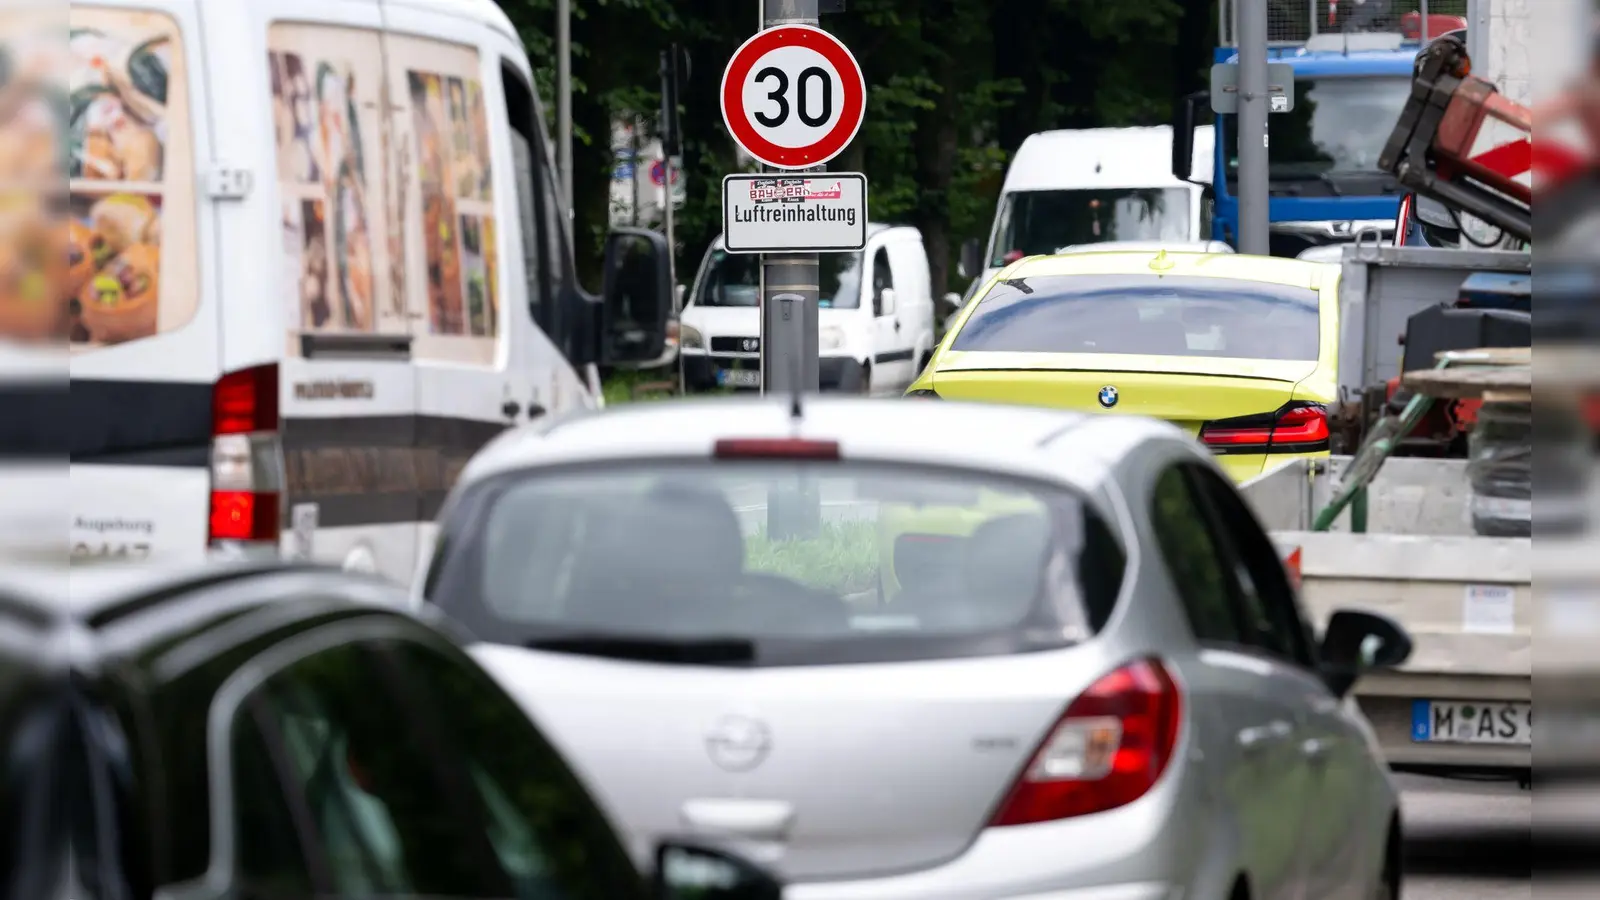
<box><xmin>720</xmin><ymin>24</ymin><xmax>866</xmax><ymax>170</ymax></box>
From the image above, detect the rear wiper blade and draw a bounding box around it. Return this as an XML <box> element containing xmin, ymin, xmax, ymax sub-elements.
<box><xmin>526</xmin><ymin>634</ymin><xmax>757</xmax><ymax>664</ymax></box>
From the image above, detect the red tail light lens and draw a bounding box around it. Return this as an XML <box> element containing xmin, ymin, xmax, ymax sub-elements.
<box><xmin>213</xmin><ymin>363</ymin><xmax>280</xmax><ymax>435</ymax></box>
<box><xmin>209</xmin><ymin>490</ymin><xmax>281</xmax><ymax>542</ymax></box>
<box><xmin>1199</xmin><ymin>402</ymin><xmax>1330</xmax><ymax>454</ymax></box>
<box><xmin>713</xmin><ymin>438</ymin><xmax>840</xmax><ymax>460</ymax></box>
<box><xmin>990</xmin><ymin>658</ymin><xmax>1182</xmax><ymax>826</ymax></box>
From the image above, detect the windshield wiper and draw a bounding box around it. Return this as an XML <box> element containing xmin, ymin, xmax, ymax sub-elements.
<box><xmin>526</xmin><ymin>634</ymin><xmax>757</xmax><ymax>665</ymax></box>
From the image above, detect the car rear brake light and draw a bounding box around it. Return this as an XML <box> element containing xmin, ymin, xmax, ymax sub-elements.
<box><xmin>713</xmin><ymin>438</ymin><xmax>840</xmax><ymax>460</ymax></box>
<box><xmin>209</xmin><ymin>364</ymin><xmax>283</xmax><ymax>547</ymax></box>
<box><xmin>1199</xmin><ymin>402</ymin><xmax>1330</xmax><ymax>454</ymax></box>
<box><xmin>990</xmin><ymin>658</ymin><xmax>1182</xmax><ymax>826</ymax></box>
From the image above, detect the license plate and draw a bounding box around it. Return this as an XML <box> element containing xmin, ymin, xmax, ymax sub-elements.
<box><xmin>717</xmin><ymin>368</ymin><xmax>761</xmax><ymax>388</ymax></box>
<box><xmin>1411</xmin><ymin>699</ymin><xmax>1531</xmax><ymax>745</ymax></box>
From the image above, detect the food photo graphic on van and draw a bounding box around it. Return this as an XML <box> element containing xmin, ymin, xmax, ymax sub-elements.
<box><xmin>269</xmin><ymin>44</ymin><xmax>376</xmax><ymax>333</ymax></box>
<box><xmin>268</xmin><ymin>25</ymin><xmax>501</xmax><ymax>356</ymax></box>
<box><xmin>65</xmin><ymin>8</ymin><xmax>196</xmax><ymax>349</ymax></box>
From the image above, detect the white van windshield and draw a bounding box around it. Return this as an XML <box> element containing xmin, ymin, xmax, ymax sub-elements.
<box><xmin>989</xmin><ymin>188</ymin><xmax>1190</xmax><ymax>266</ymax></box>
<box><xmin>696</xmin><ymin>248</ymin><xmax>864</xmax><ymax>309</ymax></box>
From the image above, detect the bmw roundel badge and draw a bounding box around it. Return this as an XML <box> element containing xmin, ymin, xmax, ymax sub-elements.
<box><xmin>1098</xmin><ymin>385</ymin><xmax>1119</xmax><ymax>409</ymax></box>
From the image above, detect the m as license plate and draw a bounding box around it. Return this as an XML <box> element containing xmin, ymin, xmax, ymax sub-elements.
<box><xmin>1411</xmin><ymin>699</ymin><xmax>1531</xmax><ymax>745</ymax></box>
<box><xmin>717</xmin><ymin>368</ymin><xmax>761</xmax><ymax>388</ymax></box>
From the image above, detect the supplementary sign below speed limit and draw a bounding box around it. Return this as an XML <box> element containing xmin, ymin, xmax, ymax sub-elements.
<box><xmin>720</xmin><ymin>24</ymin><xmax>866</xmax><ymax>170</ymax></box>
<box><xmin>722</xmin><ymin>173</ymin><xmax>868</xmax><ymax>253</ymax></box>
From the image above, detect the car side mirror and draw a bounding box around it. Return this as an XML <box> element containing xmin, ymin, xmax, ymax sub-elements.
<box><xmin>940</xmin><ymin>292</ymin><xmax>961</xmax><ymax>312</ymax></box>
<box><xmin>1172</xmin><ymin>90</ymin><xmax>1207</xmax><ymax>182</ymax></box>
<box><xmin>958</xmin><ymin>238</ymin><xmax>982</xmax><ymax>281</ymax></box>
<box><xmin>878</xmin><ymin>287</ymin><xmax>897</xmax><ymax>316</ymax></box>
<box><xmin>601</xmin><ymin>227</ymin><xmax>672</xmax><ymax>365</ymax></box>
<box><xmin>675</xmin><ymin>283</ymin><xmax>687</xmax><ymax>309</ymax></box>
<box><xmin>1318</xmin><ymin>609</ymin><xmax>1413</xmax><ymax>698</ymax></box>
<box><xmin>653</xmin><ymin>841</ymin><xmax>783</xmax><ymax>900</ymax></box>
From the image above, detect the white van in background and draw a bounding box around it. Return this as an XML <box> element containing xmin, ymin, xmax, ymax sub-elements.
<box><xmin>678</xmin><ymin>224</ymin><xmax>940</xmax><ymax>395</ymax></box>
<box><xmin>957</xmin><ymin>125</ymin><xmax>1217</xmax><ymax>297</ymax></box>
<box><xmin>29</xmin><ymin>0</ymin><xmax>671</xmax><ymax>585</ymax></box>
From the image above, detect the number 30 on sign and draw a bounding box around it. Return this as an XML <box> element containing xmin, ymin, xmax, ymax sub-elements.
<box><xmin>720</xmin><ymin>24</ymin><xmax>867</xmax><ymax>170</ymax></box>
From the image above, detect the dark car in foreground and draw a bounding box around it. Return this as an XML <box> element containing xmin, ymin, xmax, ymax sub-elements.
<box><xmin>0</xmin><ymin>561</ymin><xmax>781</xmax><ymax>900</ymax></box>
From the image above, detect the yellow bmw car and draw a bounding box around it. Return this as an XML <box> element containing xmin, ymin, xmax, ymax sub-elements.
<box><xmin>907</xmin><ymin>249</ymin><xmax>1339</xmax><ymax>483</ymax></box>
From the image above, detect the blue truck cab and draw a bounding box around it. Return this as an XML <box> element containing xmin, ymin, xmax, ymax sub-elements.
<box><xmin>1174</xmin><ymin>20</ymin><xmax>1456</xmax><ymax>259</ymax></box>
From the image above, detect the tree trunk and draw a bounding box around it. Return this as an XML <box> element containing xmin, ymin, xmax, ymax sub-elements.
<box><xmin>910</xmin><ymin>0</ymin><xmax>968</xmax><ymax>296</ymax></box>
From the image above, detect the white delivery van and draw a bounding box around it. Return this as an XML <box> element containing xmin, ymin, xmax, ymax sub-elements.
<box><xmin>678</xmin><ymin>224</ymin><xmax>940</xmax><ymax>395</ymax></box>
<box><xmin>957</xmin><ymin>125</ymin><xmax>1217</xmax><ymax>297</ymax></box>
<box><xmin>39</xmin><ymin>0</ymin><xmax>671</xmax><ymax>584</ymax></box>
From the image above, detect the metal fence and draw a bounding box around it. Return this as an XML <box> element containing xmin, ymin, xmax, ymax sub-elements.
<box><xmin>1220</xmin><ymin>0</ymin><xmax>1470</xmax><ymax>46</ymax></box>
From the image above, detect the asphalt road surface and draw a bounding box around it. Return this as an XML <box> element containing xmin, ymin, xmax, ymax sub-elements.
<box><xmin>1400</xmin><ymin>775</ymin><xmax>1530</xmax><ymax>899</ymax></box>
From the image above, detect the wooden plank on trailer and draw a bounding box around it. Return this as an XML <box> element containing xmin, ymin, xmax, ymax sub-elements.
<box><xmin>1403</xmin><ymin>364</ymin><xmax>1531</xmax><ymax>398</ymax></box>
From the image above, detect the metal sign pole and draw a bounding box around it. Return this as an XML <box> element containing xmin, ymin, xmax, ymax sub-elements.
<box><xmin>759</xmin><ymin>0</ymin><xmax>821</xmax><ymax>398</ymax></box>
<box><xmin>1235</xmin><ymin>0</ymin><xmax>1270</xmax><ymax>255</ymax></box>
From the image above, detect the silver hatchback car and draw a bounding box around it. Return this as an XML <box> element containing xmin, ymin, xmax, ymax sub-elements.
<box><xmin>417</xmin><ymin>397</ymin><xmax>1411</xmax><ymax>900</ymax></box>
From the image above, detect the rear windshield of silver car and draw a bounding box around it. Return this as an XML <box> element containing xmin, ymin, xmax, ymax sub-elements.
<box><xmin>951</xmin><ymin>274</ymin><xmax>1321</xmax><ymax>360</ymax></box>
<box><xmin>425</xmin><ymin>462</ymin><xmax>1128</xmax><ymax>666</ymax></box>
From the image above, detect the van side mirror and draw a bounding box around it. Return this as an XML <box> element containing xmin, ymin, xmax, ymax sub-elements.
<box><xmin>653</xmin><ymin>841</ymin><xmax>783</xmax><ymax>900</ymax></box>
<box><xmin>1318</xmin><ymin>609</ymin><xmax>1413</xmax><ymax>698</ymax></box>
<box><xmin>1173</xmin><ymin>90</ymin><xmax>1208</xmax><ymax>182</ymax></box>
<box><xmin>600</xmin><ymin>227</ymin><xmax>672</xmax><ymax>365</ymax></box>
<box><xmin>958</xmin><ymin>238</ymin><xmax>982</xmax><ymax>281</ymax></box>
<box><xmin>877</xmin><ymin>287</ymin><xmax>897</xmax><ymax>316</ymax></box>
<box><xmin>940</xmin><ymin>292</ymin><xmax>962</xmax><ymax>313</ymax></box>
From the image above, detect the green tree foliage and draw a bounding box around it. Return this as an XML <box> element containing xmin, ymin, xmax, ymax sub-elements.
<box><xmin>496</xmin><ymin>0</ymin><xmax>1216</xmax><ymax>295</ymax></box>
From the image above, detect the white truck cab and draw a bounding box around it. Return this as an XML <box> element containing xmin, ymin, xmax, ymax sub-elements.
<box><xmin>678</xmin><ymin>224</ymin><xmax>939</xmax><ymax>395</ymax></box>
<box><xmin>958</xmin><ymin>125</ymin><xmax>1217</xmax><ymax>298</ymax></box>
<box><xmin>27</xmin><ymin>0</ymin><xmax>672</xmax><ymax>586</ymax></box>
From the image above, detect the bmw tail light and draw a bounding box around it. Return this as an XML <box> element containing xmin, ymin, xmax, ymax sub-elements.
<box><xmin>1199</xmin><ymin>402</ymin><xmax>1330</xmax><ymax>454</ymax></box>
<box><xmin>989</xmin><ymin>658</ymin><xmax>1182</xmax><ymax>826</ymax></box>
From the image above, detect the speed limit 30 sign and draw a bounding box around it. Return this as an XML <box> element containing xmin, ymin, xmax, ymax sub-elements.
<box><xmin>720</xmin><ymin>24</ymin><xmax>866</xmax><ymax>170</ymax></box>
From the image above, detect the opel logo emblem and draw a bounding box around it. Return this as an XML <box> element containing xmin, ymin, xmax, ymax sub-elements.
<box><xmin>1098</xmin><ymin>385</ymin><xmax>1119</xmax><ymax>409</ymax></box>
<box><xmin>705</xmin><ymin>715</ymin><xmax>772</xmax><ymax>772</ymax></box>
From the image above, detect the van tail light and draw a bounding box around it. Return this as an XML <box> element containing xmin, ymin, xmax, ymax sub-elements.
<box><xmin>990</xmin><ymin>658</ymin><xmax>1182</xmax><ymax>826</ymax></box>
<box><xmin>1199</xmin><ymin>402</ymin><xmax>1330</xmax><ymax>454</ymax></box>
<box><xmin>209</xmin><ymin>364</ymin><xmax>284</xmax><ymax>547</ymax></box>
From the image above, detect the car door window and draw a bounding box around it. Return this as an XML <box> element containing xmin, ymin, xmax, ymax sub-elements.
<box><xmin>1148</xmin><ymin>465</ymin><xmax>1245</xmax><ymax>645</ymax></box>
<box><xmin>380</xmin><ymin>639</ymin><xmax>644</xmax><ymax>900</ymax></box>
<box><xmin>1187</xmin><ymin>465</ymin><xmax>1319</xmax><ymax>669</ymax></box>
<box><xmin>872</xmin><ymin>249</ymin><xmax>893</xmax><ymax>316</ymax></box>
<box><xmin>231</xmin><ymin>639</ymin><xmax>514</xmax><ymax>898</ymax></box>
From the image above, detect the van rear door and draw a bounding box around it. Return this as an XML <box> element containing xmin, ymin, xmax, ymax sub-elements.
<box><xmin>67</xmin><ymin>1</ymin><xmax>219</xmax><ymax>564</ymax></box>
<box><xmin>260</xmin><ymin>6</ymin><xmax>423</xmax><ymax>580</ymax></box>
